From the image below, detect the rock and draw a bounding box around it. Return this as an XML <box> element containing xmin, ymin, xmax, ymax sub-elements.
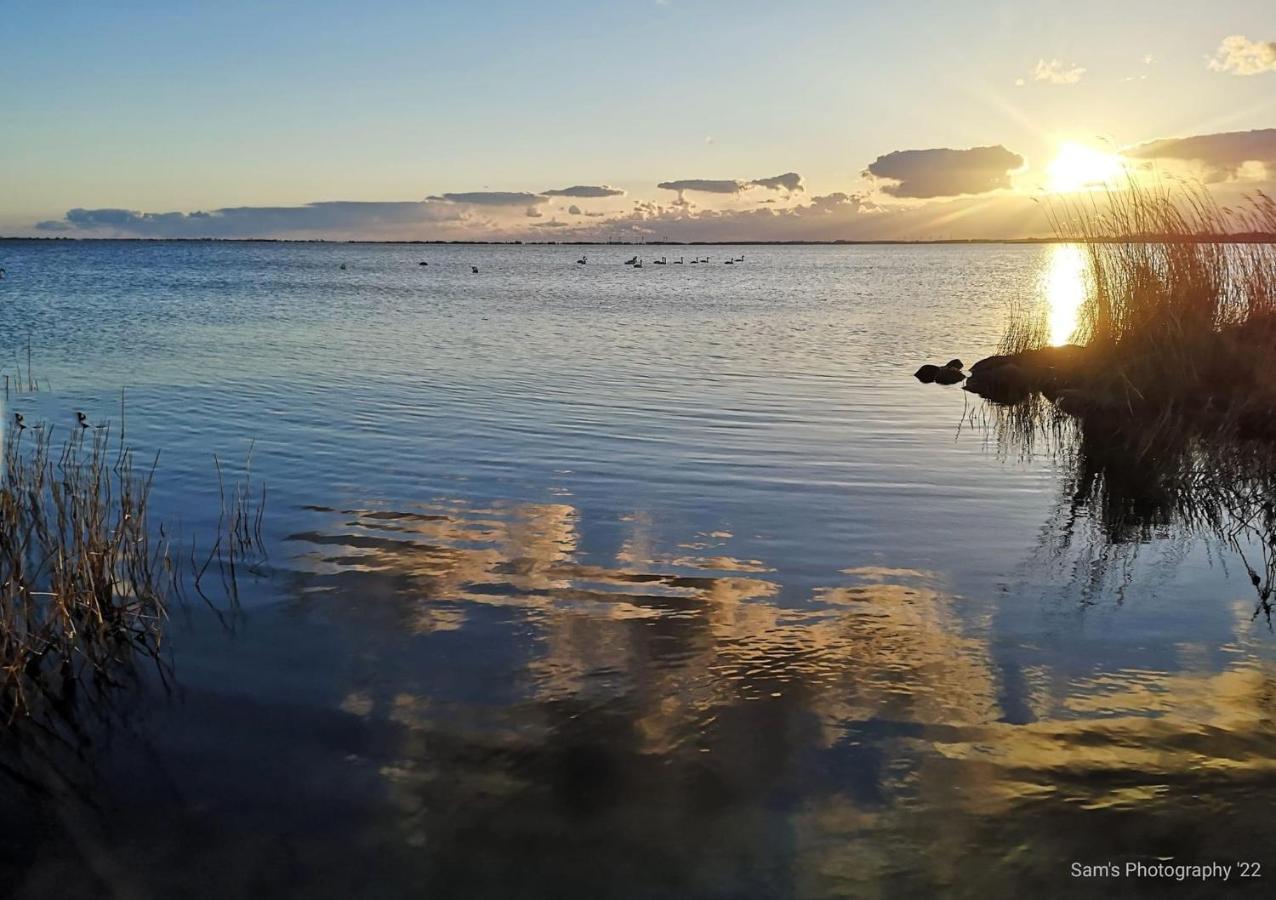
<box><xmin>1054</xmin><ymin>389</ymin><xmax>1090</xmax><ymax>416</ymax></box>
<box><xmin>969</xmin><ymin>354</ymin><xmax>1012</xmax><ymax>374</ymax></box>
<box><xmin>965</xmin><ymin>362</ymin><xmax>1030</xmax><ymax>401</ymax></box>
<box><xmin>914</xmin><ymin>364</ymin><xmax>940</xmax><ymax>383</ymax></box>
<box><xmin>945</xmin><ymin>359</ymin><xmax>964</xmax><ymax>371</ymax></box>
<box><xmin>933</xmin><ymin>366</ymin><xmax>965</xmax><ymax>385</ymax></box>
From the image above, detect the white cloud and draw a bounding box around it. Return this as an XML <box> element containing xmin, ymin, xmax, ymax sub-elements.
<box><xmin>1032</xmin><ymin>58</ymin><xmax>1086</xmax><ymax>85</ymax></box>
<box><xmin>1208</xmin><ymin>35</ymin><xmax>1276</xmax><ymax>76</ymax></box>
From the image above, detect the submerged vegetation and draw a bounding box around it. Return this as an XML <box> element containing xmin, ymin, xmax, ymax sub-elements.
<box><xmin>0</xmin><ymin>416</ymin><xmax>265</xmax><ymax>720</ymax></box>
<box><xmin>969</xmin><ymin>181</ymin><xmax>1276</xmax><ymax>438</ymax></box>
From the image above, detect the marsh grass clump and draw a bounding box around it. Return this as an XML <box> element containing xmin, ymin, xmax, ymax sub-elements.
<box><xmin>974</xmin><ymin>181</ymin><xmax>1276</xmax><ymax>429</ymax></box>
<box><xmin>0</xmin><ymin>408</ymin><xmax>267</xmax><ymax>720</ymax></box>
<box><xmin>0</xmin><ymin>425</ymin><xmax>172</xmax><ymax>717</ymax></box>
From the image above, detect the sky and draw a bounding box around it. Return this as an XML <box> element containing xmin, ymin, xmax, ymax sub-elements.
<box><xmin>2</xmin><ymin>0</ymin><xmax>1275</xmax><ymax>241</ymax></box>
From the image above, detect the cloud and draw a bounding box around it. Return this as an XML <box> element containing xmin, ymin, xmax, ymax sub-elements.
<box><xmin>751</xmin><ymin>172</ymin><xmax>804</xmax><ymax>193</ymax></box>
<box><xmin>1208</xmin><ymin>35</ymin><xmax>1276</xmax><ymax>76</ymax></box>
<box><xmin>1032</xmin><ymin>58</ymin><xmax>1086</xmax><ymax>85</ymax></box>
<box><xmin>432</xmin><ymin>191</ymin><xmax>548</xmax><ymax>206</ymax></box>
<box><xmin>864</xmin><ymin>145</ymin><xmax>1024</xmax><ymax>199</ymax></box>
<box><xmin>542</xmin><ymin>184</ymin><xmax>625</xmax><ymax>198</ymax></box>
<box><xmin>656</xmin><ymin>172</ymin><xmax>806</xmax><ymax>200</ymax></box>
<box><xmin>1124</xmin><ymin>128</ymin><xmax>1276</xmax><ymax>181</ymax></box>
<box><xmin>657</xmin><ymin>178</ymin><xmax>748</xmax><ymax>195</ymax></box>
<box><xmin>35</xmin><ymin>200</ymin><xmax>470</xmax><ymax>238</ymax></box>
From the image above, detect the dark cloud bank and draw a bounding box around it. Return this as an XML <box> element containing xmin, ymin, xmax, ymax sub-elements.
<box><xmin>1125</xmin><ymin>128</ymin><xmax>1276</xmax><ymax>181</ymax></box>
<box><xmin>864</xmin><ymin>146</ymin><xmax>1024</xmax><ymax>198</ymax></box>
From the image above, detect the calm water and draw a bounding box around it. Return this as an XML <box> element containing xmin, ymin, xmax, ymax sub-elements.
<box><xmin>0</xmin><ymin>241</ymin><xmax>1272</xmax><ymax>898</ymax></box>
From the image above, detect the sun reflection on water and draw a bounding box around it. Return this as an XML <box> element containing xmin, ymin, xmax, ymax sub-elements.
<box><xmin>1043</xmin><ymin>243</ymin><xmax>1086</xmax><ymax>345</ymax></box>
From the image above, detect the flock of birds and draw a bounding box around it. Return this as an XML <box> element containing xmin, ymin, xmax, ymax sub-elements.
<box><xmin>341</xmin><ymin>254</ymin><xmax>747</xmax><ymax>273</ymax></box>
<box><xmin>607</xmin><ymin>254</ymin><xmax>745</xmax><ymax>269</ymax></box>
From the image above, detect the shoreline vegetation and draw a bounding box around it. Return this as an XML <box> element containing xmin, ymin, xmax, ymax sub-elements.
<box><xmin>933</xmin><ymin>181</ymin><xmax>1276</xmax><ymax>620</ymax></box>
<box><xmin>0</xmin><ymin>416</ymin><xmax>265</xmax><ymax>721</ymax></box>
<box><xmin>951</xmin><ymin>183</ymin><xmax>1276</xmax><ymax>439</ymax></box>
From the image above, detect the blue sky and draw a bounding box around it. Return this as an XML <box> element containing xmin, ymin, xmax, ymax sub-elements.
<box><xmin>3</xmin><ymin>1</ymin><xmax>1275</xmax><ymax>239</ymax></box>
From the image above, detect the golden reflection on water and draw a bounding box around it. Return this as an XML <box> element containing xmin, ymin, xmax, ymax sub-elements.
<box><xmin>293</xmin><ymin>500</ymin><xmax>1276</xmax><ymax>893</ymax></box>
<box><xmin>1042</xmin><ymin>243</ymin><xmax>1086</xmax><ymax>346</ymax></box>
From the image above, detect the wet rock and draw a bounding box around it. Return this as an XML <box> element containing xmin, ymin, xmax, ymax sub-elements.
<box><xmin>915</xmin><ymin>362</ymin><xmax>965</xmax><ymax>385</ymax></box>
<box><xmin>965</xmin><ymin>362</ymin><xmax>1030</xmax><ymax>402</ymax></box>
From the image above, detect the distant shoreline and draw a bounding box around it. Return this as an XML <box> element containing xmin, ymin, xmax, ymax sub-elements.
<box><xmin>3</xmin><ymin>234</ymin><xmax>1275</xmax><ymax>246</ymax></box>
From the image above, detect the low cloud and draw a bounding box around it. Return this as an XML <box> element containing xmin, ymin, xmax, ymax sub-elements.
<box><xmin>432</xmin><ymin>191</ymin><xmax>548</xmax><ymax>206</ymax></box>
<box><xmin>1208</xmin><ymin>35</ymin><xmax>1276</xmax><ymax>76</ymax></box>
<box><xmin>657</xmin><ymin>178</ymin><xmax>748</xmax><ymax>195</ymax></box>
<box><xmin>864</xmin><ymin>145</ymin><xmax>1024</xmax><ymax>199</ymax></box>
<box><xmin>543</xmin><ymin>184</ymin><xmax>625</xmax><ymax>198</ymax></box>
<box><xmin>751</xmin><ymin>172</ymin><xmax>804</xmax><ymax>193</ymax></box>
<box><xmin>1033</xmin><ymin>58</ymin><xmax>1086</xmax><ymax>85</ymax></box>
<box><xmin>36</xmin><ymin>200</ymin><xmax>470</xmax><ymax>238</ymax></box>
<box><xmin>1124</xmin><ymin>128</ymin><xmax>1276</xmax><ymax>181</ymax></box>
<box><xmin>657</xmin><ymin>172</ymin><xmax>806</xmax><ymax>201</ymax></box>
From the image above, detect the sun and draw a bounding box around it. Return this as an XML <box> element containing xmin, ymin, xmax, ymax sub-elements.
<box><xmin>1046</xmin><ymin>141</ymin><xmax>1126</xmax><ymax>193</ymax></box>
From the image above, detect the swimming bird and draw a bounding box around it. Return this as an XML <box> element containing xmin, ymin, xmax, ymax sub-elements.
<box><xmin>339</xmin><ymin>263</ymin><xmax>347</xmax><ymax>270</ymax></box>
<box><xmin>13</xmin><ymin>412</ymin><xmax>24</xmax><ymax>430</ymax></box>
<box><xmin>471</xmin><ymin>266</ymin><xmax>479</xmax><ymax>274</ymax></box>
<box><xmin>0</xmin><ymin>267</ymin><xmax>6</xmax><ymax>279</ymax></box>
<box><xmin>76</xmin><ymin>411</ymin><xmax>89</xmax><ymax>428</ymax></box>
<box><xmin>418</xmin><ymin>261</ymin><xmax>429</xmax><ymax>266</ymax></box>
<box><xmin>577</xmin><ymin>255</ymin><xmax>587</xmax><ymax>265</ymax></box>
<box><xmin>654</xmin><ymin>256</ymin><xmax>667</xmax><ymax>265</ymax></box>
<box><xmin>634</xmin><ymin>259</ymin><xmax>643</xmax><ymax>268</ymax></box>
<box><xmin>724</xmin><ymin>259</ymin><xmax>733</xmax><ymax>265</ymax></box>
<box><xmin>673</xmin><ymin>257</ymin><xmax>684</xmax><ymax>264</ymax></box>
<box><xmin>735</xmin><ymin>255</ymin><xmax>744</xmax><ymax>262</ymax></box>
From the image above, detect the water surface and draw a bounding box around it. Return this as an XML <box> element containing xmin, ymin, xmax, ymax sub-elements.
<box><xmin>0</xmin><ymin>241</ymin><xmax>1271</xmax><ymax>897</ymax></box>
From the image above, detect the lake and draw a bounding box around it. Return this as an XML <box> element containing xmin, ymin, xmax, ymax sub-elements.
<box><xmin>0</xmin><ymin>240</ymin><xmax>1272</xmax><ymax>898</ymax></box>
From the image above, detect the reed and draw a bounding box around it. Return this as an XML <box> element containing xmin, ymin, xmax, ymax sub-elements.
<box><xmin>994</xmin><ymin>181</ymin><xmax>1276</xmax><ymax>421</ymax></box>
<box><xmin>1</xmin><ymin>416</ymin><xmax>266</xmax><ymax>717</ymax></box>
<box><xmin>0</xmin><ymin>425</ymin><xmax>171</xmax><ymax>717</ymax></box>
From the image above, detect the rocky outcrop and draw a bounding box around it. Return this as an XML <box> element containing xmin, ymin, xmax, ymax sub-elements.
<box><xmin>914</xmin><ymin>360</ymin><xmax>965</xmax><ymax>385</ymax></box>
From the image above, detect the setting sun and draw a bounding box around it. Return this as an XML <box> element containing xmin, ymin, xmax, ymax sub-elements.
<box><xmin>1046</xmin><ymin>141</ymin><xmax>1126</xmax><ymax>192</ymax></box>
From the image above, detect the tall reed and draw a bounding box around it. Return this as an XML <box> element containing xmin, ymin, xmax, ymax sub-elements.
<box><xmin>0</xmin><ymin>425</ymin><xmax>171</xmax><ymax>716</ymax></box>
<box><xmin>1000</xmin><ymin>181</ymin><xmax>1276</xmax><ymax>414</ymax></box>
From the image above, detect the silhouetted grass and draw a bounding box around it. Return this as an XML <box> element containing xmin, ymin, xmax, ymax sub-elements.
<box><xmin>986</xmin><ymin>181</ymin><xmax>1276</xmax><ymax>430</ymax></box>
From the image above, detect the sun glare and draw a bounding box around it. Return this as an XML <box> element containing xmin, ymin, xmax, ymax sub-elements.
<box><xmin>1046</xmin><ymin>141</ymin><xmax>1125</xmax><ymax>193</ymax></box>
<box><xmin>1043</xmin><ymin>243</ymin><xmax>1086</xmax><ymax>345</ymax></box>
